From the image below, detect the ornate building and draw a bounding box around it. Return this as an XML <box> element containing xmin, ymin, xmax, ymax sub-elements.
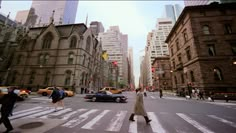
<box><xmin>7</xmin><ymin>22</ymin><xmax>103</xmax><ymax>93</ymax></box>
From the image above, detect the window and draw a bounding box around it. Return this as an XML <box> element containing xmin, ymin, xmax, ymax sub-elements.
<box><xmin>44</xmin><ymin>54</ymin><xmax>49</xmax><ymax>64</ymax></box>
<box><xmin>190</xmin><ymin>71</ymin><xmax>195</xmax><ymax>82</ymax></box>
<box><xmin>64</xmin><ymin>70</ymin><xmax>72</xmax><ymax>86</ymax></box>
<box><xmin>214</xmin><ymin>68</ymin><xmax>223</xmax><ymax>81</ymax></box>
<box><xmin>225</xmin><ymin>24</ymin><xmax>232</xmax><ymax>34</ymax></box>
<box><xmin>86</xmin><ymin>36</ymin><xmax>91</xmax><ymax>52</ymax></box>
<box><xmin>16</xmin><ymin>55</ymin><xmax>23</xmax><ymax>65</ymax></box>
<box><xmin>186</xmin><ymin>47</ymin><xmax>191</xmax><ymax>60</ymax></box>
<box><xmin>68</xmin><ymin>53</ymin><xmax>74</xmax><ymax>64</ymax></box>
<box><xmin>44</xmin><ymin>71</ymin><xmax>51</xmax><ymax>85</ymax></box>
<box><xmin>42</xmin><ymin>32</ymin><xmax>53</xmax><ymax>49</ymax></box>
<box><xmin>29</xmin><ymin>71</ymin><xmax>36</xmax><ymax>84</ymax></box>
<box><xmin>176</xmin><ymin>39</ymin><xmax>180</xmax><ymax>50</ymax></box>
<box><xmin>177</xmin><ymin>54</ymin><xmax>182</xmax><ymax>63</ymax></box>
<box><xmin>208</xmin><ymin>44</ymin><xmax>216</xmax><ymax>56</ymax></box>
<box><xmin>181</xmin><ymin>73</ymin><xmax>184</xmax><ymax>83</ymax></box>
<box><xmin>202</xmin><ymin>25</ymin><xmax>210</xmax><ymax>35</ymax></box>
<box><xmin>83</xmin><ymin>54</ymin><xmax>86</xmax><ymax>65</ymax></box>
<box><xmin>162</xmin><ymin>73</ymin><xmax>165</xmax><ymax>78</ymax></box>
<box><xmin>38</xmin><ymin>54</ymin><xmax>44</xmax><ymax>64</ymax></box>
<box><xmin>20</xmin><ymin>40</ymin><xmax>27</xmax><ymax>50</ymax></box>
<box><xmin>174</xmin><ymin>76</ymin><xmax>177</xmax><ymax>84</ymax></box>
<box><xmin>87</xmin><ymin>57</ymin><xmax>90</xmax><ymax>67</ymax></box>
<box><xmin>70</xmin><ymin>36</ymin><xmax>77</xmax><ymax>48</ymax></box>
<box><xmin>171</xmin><ymin>47</ymin><xmax>174</xmax><ymax>56</ymax></box>
<box><xmin>231</xmin><ymin>43</ymin><xmax>236</xmax><ymax>55</ymax></box>
<box><xmin>11</xmin><ymin>71</ymin><xmax>18</xmax><ymax>84</ymax></box>
<box><xmin>183</xmin><ymin>31</ymin><xmax>188</xmax><ymax>42</ymax></box>
<box><xmin>172</xmin><ymin>60</ymin><xmax>175</xmax><ymax>69</ymax></box>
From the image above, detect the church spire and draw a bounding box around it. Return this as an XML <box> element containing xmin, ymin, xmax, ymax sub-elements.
<box><xmin>50</xmin><ymin>10</ymin><xmax>55</xmax><ymax>24</ymax></box>
<box><xmin>85</xmin><ymin>13</ymin><xmax>88</xmax><ymax>26</ymax></box>
<box><xmin>4</xmin><ymin>12</ymin><xmax>10</xmax><ymax>26</ymax></box>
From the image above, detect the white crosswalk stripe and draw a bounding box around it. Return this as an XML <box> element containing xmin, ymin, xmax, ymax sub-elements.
<box><xmin>5</xmin><ymin>106</ymin><xmax>236</xmax><ymax>133</ymax></box>
<box><xmin>208</xmin><ymin>115</ymin><xmax>236</xmax><ymax>128</ymax></box>
<box><xmin>177</xmin><ymin>113</ymin><xmax>215</xmax><ymax>133</ymax></box>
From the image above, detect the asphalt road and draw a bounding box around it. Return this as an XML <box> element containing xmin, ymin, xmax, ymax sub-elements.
<box><xmin>1</xmin><ymin>92</ymin><xmax>236</xmax><ymax>133</ymax></box>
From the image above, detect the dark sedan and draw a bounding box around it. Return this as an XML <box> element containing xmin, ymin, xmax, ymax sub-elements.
<box><xmin>84</xmin><ymin>91</ymin><xmax>127</xmax><ymax>103</ymax></box>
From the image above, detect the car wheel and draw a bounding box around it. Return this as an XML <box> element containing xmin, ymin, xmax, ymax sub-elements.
<box><xmin>42</xmin><ymin>92</ymin><xmax>47</xmax><ymax>96</ymax></box>
<box><xmin>115</xmin><ymin>97</ymin><xmax>121</xmax><ymax>103</ymax></box>
<box><xmin>92</xmin><ymin>97</ymin><xmax>96</xmax><ymax>102</ymax></box>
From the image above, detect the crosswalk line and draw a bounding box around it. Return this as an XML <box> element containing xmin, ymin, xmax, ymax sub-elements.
<box><xmin>25</xmin><ymin>108</ymin><xmax>56</xmax><ymax>118</ymax></box>
<box><xmin>150</xmin><ymin>96</ymin><xmax>156</xmax><ymax>99</ymax></box>
<box><xmin>10</xmin><ymin>109</ymin><xmax>45</xmax><ymax>120</ymax></box>
<box><xmin>61</xmin><ymin>109</ymin><xmax>88</xmax><ymax>120</ymax></box>
<box><xmin>106</xmin><ymin>110</ymin><xmax>127</xmax><ymax>132</ymax></box>
<box><xmin>81</xmin><ymin>110</ymin><xmax>110</xmax><ymax>130</ymax></box>
<box><xmin>40</xmin><ymin>108</ymin><xmax>72</xmax><ymax>119</ymax></box>
<box><xmin>208</xmin><ymin>115</ymin><xmax>236</xmax><ymax>128</ymax></box>
<box><xmin>147</xmin><ymin>112</ymin><xmax>166</xmax><ymax>133</ymax></box>
<box><xmin>62</xmin><ymin>109</ymin><xmax>99</xmax><ymax>128</ymax></box>
<box><xmin>31</xmin><ymin>97</ymin><xmax>51</xmax><ymax>101</ymax></box>
<box><xmin>128</xmin><ymin>116</ymin><xmax>138</xmax><ymax>133</ymax></box>
<box><xmin>13</xmin><ymin>106</ymin><xmax>43</xmax><ymax>115</ymax></box>
<box><xmin>177</xmin><ymin>113</ymin><xmax>215</xmax><ymax>133</ymax></box>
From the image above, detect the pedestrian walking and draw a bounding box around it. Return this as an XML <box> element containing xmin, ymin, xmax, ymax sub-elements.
<box><xmin>0</xmin><ymin>87</ymin><xmax>18</xmax><ymax>133</ymax></box>
<box><xmin>159</xmin><ymin>88</ymin><xmax>163</xmax><ymax>98</ymax></box>
<box><xmin>129</xmin><ymin>88</ymin><xmax>151</xmax><ymax>124</ymax></box>
<box><xmin>49</xmin><ymin>87</ymin><xmax>61</xmax><ymax>111</ymax></box>
<box><xmin>58</xmin><ymin>87</ymin><xmax>66</xmax><ymax>109</ymax></box>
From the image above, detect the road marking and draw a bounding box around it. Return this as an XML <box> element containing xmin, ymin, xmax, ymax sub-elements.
<box><xmin>25</xmin><ymin>108</ymin><xmax>56</xmax><ymax>118</ymax></box>
<box><xmin>40</xmin><ymin>108</ymin><xmax>72</xmax><ymax>119</ymax></box>
<box><xmin>13</xmin><ymin>106</ymin><xmax>43</xmax><ymax>115</ymax></box>
<box><xmin>81</xmin><ymin>110</ymin><xmax>110</xmax><ymax>130</ymax></box>
<box><xmin>177</xmin><ymin>113</ymin><xmax>215</xmax><ymax>133</ymax></box>
<box><xmin>148</xmin><ymin>112</ymin><xmax>166</xmax><ymax>133</ymax></box>
<box><xmin>10</xmin><ymin>109</ymin><xmax>45</xmax><ymax>120</ymax></box>
<box><xmin>31</xmin><ymin>97</ymin><xmax>51</xmax><ymax>101</ymax></box>
<box><xmin>208</xmin><ymin>115</ymin><xmax>236</xmax><ymax>128</ymax></box>
<box><xmin>150</xmin><ymin>96</ymin><xmax>156</xmax><ymax>99</ymax></box>
<box><xmin>61</xmin><ymin>109</ymin><xmax>87</xmax><ymax>120</ymax></box>
<box><xmin>62</xmin><ymin>109</ymin><xmax>98</xmax><ymax>128</ymax></box>
<box><xmin>128</xmin><ymin>116</ymin><xmax>137</xmax><ymax>133</ymax></box>
<box><xmin>106</xmin><ymin>110</ymin><xmax>127</xmax><ymax>132</ymax></box>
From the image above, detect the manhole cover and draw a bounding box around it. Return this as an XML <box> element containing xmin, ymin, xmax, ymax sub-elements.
<box><xmin>19</xmin><ymin>122</ymin><xmax>44</xmax><ymax>129</ymax></box>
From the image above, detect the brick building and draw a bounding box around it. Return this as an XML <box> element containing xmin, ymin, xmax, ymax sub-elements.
<box><xmin>165</xmin><ymin>3</ymin><xmax>236</xmax><ymax>95</ymax></box>
<box><xmin>152</xmin><ymin>57</ymin><xmax>172</xmax><ymax>91</ymax></box>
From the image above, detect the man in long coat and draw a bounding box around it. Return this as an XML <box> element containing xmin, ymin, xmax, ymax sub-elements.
<box><xmin>0</xmin><ymin>87</ymin><xmax>18</xmax><ymax>133</ymax></box>
<box><xmin>129</xmin><ymin>88</ymin><xmax>151</xmax><ymax>124</ymax></box>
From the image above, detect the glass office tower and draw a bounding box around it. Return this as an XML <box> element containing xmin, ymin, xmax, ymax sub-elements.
<box><xmin>30</xmin><ymin>0</ymin><xmax>78</xmax><ymax>26</ymax></box>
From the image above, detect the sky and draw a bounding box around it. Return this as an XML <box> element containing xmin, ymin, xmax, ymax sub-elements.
<box><xmin>0</xmin><ymin>0</ymin><xmax>185</xmax><ymax>87</ymax></box>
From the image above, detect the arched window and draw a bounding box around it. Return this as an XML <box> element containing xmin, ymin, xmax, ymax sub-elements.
<box><xmin>80</xmin><ymin>72</ymin><xmax>85</xmax><ymax>85</ymax></box>
<box><xmin>70</xmin><ymin>36</ymin><xmax>77</xmax><ymax>48</ymax></box>
<box><xmin>16</xmin><ymin>55</ymin><xmax>23</xmax><ymax>65</ymax></box>
<box><xmin>214</xmin><ymin>68</ymin><xmax>223</xmax><ymax>81</ymax></box>
<box><xmin>202</xmin><ymin>25</ymin><xmax>210</xmax><ymax>35</ymax></box>
<box><xmin>44</xmin><ymin>54</ymin><xmax>50</xmax><ymax>64</ymax></box>
<box><xmin>64</xmin><ymin>70</ymin><xmax>72</xmax><ymax>86</ymax></box>
<box><xmin>28</xmin><ymin>71</ymin><xmax>36</xmax><ymax>84</ymax></box>
<box><xmin>68</xmin><ymin>53</ymin><xmax>74</xmax><ymax>64</ymax></box>
<box><xmin>44</xmin><ymin>71</ymin><xmax>51</xmax><ymax>85</ymax></box>
<box><xmin>86</xmin><ymin>36</ymin><xmax>91</xmax><ymax>52</ymax></box>
<box><xmin>38</xmin><ymin>54</ymin><xmax>44</xmax><ymax>64</ymax></box>
<box><xmin>11</xmin><ymin>70</ymin><xmax>18</xmax><ymax>84</ymax></box>
<box><xmin>83</xmin><ymin>54</ymin><xmax>86</xmax><ymax>65</ymax></box>
<box><xmin>42</xmin><ymin>32</ymin><xmax>53</xmax><ymax>49</ymax></box>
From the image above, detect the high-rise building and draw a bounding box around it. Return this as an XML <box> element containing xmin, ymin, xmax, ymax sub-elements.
<box><xmin>144</xmin><ymin>18</ymin><xmax>173</xmax><ymax>87</ymax></box>
<box><xmin>15</xmin><ymin>10</ymin><xmax>29</xmax><ymax>24</ymax></box>
<box><xmin>164</xmin><ymin>4</ymin><xmax>183</xmax><ymax>23</ymax></box>
<box><xmin>90</xmin><ymin>21</ymin><xmax>104</xmax><ymax>37</ymax></box>
<box><xmin>29</xmin><ymin>0</ymin><xmax>78</xmax><ymax>27</ymax></box>
<box><xmin>98</xmin><ymin>26</ymin><xmax>128</xmax><ymax>86</ymax></box>
<box><xmin>128</xmin><ymin>47</ymin><xmax>135</xmax><ymax>90</ymax></box>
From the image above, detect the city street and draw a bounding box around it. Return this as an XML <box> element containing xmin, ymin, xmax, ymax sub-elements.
<box><xmin>0</xmin><ymin>92</ymin><xmax>236</xmax><ymax>133</ymax></box>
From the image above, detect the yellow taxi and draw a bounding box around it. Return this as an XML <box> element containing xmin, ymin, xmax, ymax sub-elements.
<box><xmin>37</xmin><ymin>87</ymin><xmax>74</xmax><ymax>97</ymax></box>
<box><xmin>0</xmin><ymin>86</ymin><xmax>29</xmax><ymax>100</ymax></box>
<box><xmin>100</xmin><ymin>87</ymin><xmax>122</xmax><ymax>94</ymax></box>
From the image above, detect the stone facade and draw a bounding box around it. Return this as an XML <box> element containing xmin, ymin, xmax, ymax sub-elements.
<box><xmin>152</xmin><ymin>57</ymin><xmax>172</xmax><ymax>91</ymax></box>
<box><xmin>165</xmin><ymin>3</ymin><xmax>236</xmax><ymax>95</ymax></box>
<box><xmin>7</xmin><ymin>23</ymin><xmax>104</xmax><ymax>93</ymax></box>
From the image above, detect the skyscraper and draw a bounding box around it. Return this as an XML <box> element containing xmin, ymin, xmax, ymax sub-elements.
<box><xmin>164</xmin><ymin>4</ymin><xmax>183</xmax><ymax>23</ymax></box>
<box><xmin>29</xmin><ymin>0</ymin><xmax>78</xmax><ymax>27</ymax></box>
<box><xmin>90</xmin><ymin>21</ymin><xmax>104</xmax><ymax>37</ymax></box>
<box><xmin>15</xmin><ymin>10</ymin><xmax>29</xmax><ymax>24</ymax></box>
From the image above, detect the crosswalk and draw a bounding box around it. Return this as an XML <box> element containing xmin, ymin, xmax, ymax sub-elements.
<box><xmin>1</xmin><ymin>106</ymin><xmax>235</xmax><ymax>133</ymax></box>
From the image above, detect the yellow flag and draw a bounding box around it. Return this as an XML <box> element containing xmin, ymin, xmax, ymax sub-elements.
<box><xmin>102</xmin><ymin>51</ymin><xmax>108</xmax><ymax>60</ymax></box>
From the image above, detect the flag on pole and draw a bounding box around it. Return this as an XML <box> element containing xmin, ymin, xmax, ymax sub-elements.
<box><xmin>102</xmin><ymin>51</ymin><xmax>108</xmax><ymax>60</ymax></box>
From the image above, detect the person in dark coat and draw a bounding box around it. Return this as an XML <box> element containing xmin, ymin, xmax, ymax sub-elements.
<box><xmin>0</xmin><ymin>87</ymin><xmax>18</xmax><ymax>133</ymax></box>
<box><xmin>49</xmin><ymin>87</ymin><xmax>61</xmax><ymax>111</ymax></box>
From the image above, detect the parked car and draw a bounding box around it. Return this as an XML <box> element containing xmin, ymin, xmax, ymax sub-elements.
<box><xmin>0</xmin><ymin>86</ymin><xmax>29</xmax><ymax>101</ymax></box>
<box><xmin>37</xmin><ymin>87</ymin><xmax>74</xmax><ymax>97</ymax></box>
<box><xmin>84</xmin><ymin>91</ymin><xmax>127</xmax><ymax>103</ymax></box>
<box><xmin>100</xmin><ymin>87</ymin><xmax>122</xmax><ymax>94</ymax></box>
